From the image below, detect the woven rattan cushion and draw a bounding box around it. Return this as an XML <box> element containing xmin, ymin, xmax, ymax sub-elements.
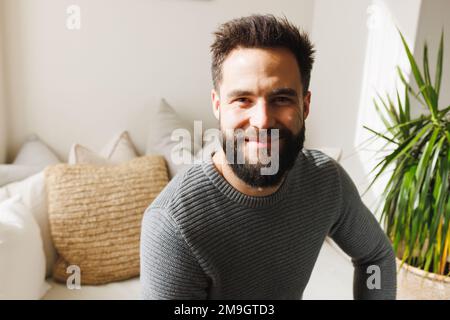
<box><xmin>45</xmin><ymin>156</ymin><xmax>168</xmax><ymax>285</ymax></box>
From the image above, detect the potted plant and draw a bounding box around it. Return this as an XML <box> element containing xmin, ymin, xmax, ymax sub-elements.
<box><xmin>365</xmin><ymin>31</ymin><xmax>450</xmax><ymax>299</ymax></box>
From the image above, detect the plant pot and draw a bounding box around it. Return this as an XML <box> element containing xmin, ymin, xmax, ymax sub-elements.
<box><xmin>396</xmin><ymin>258</ymin><xmax>450</xmax><ymax>300</ymax></box>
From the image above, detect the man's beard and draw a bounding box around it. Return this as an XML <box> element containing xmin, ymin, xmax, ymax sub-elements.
<box><xmin>221</xmin><ymin>123</ymin><xmax>305</xmax><ymax>188</ymax></box>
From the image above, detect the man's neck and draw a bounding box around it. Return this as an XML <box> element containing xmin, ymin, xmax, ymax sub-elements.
<box><xmin>211</xmin><ymin>150</ymin><xmax>284</xmax><ymax>197</ymax></box>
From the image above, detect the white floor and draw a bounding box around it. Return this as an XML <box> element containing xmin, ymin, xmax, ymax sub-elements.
<box><xmin>43</xmin><ymin>239</ymin><xmax>354</xmax><ymax>300</ymax></box>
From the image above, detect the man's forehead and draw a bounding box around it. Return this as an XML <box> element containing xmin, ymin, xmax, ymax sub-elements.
<box><xmin>220</xmin><ymin>47</ymin><xmax>302</xmax><ymax>93</ymax></box>
<box><xmin>223</xmin><ymin>47</ymin><xmax>298</xmax><ymax>71</ymax></box>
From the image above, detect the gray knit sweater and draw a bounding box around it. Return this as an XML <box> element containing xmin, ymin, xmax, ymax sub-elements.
<box><xmin>140</xmin><ymin>149</ymin><xmax>397</xmax><ymax>299</ymax></box>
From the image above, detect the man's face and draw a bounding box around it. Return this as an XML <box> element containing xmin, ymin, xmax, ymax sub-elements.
<box><xmin>211</xmin><ymin>47</ymin><xmax>311</xmax><ymax>187</ymax></box>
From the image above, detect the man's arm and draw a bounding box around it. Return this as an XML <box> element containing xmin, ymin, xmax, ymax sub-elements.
<box><xmin>329</xmin><ymin>162</ymin><xmax>397</xmax><ymax>300</ymax></box>
<box><xmin>140</xmin><ymin>207</ymin><xmax>209</xmax><ymax>299</ymax></box>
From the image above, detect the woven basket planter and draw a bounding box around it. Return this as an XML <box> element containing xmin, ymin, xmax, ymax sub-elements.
<box><xmin>396</xmin><ymin>258</ymin><xmax>450</xmax><ymax>300</ymax></box>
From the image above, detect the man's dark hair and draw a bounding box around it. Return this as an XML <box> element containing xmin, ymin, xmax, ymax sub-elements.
<box><xmin>211</xmin><ymin>14</ymin><xmax>315</xmax><ymax>95</ymax></box>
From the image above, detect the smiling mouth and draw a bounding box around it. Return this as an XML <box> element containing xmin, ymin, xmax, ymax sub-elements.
<box><xmin>244</xmin><ymin>136</ymin><xmax>282</xmax><ymax>146</ymax></box>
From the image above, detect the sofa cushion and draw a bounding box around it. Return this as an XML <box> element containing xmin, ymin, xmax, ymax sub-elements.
<box><xmin>0</xmin><ymin>135</ymin><xmax>60</xmax><ymax>187</ymax></box>
<box><xmin>145</xmin><ymin>99</ymin><xmax>202</xmax><ymax>178</ymax></box>
<box><xmin>68</xmin><ymin>131</ymin><xmax>139</xmax><ymax>165</ymax></box>
<box><xmin>0</xmin><ymin>172</ymin><xmax>57</xmax><ymax>278</ymax></box>
<box><xmin>45</xmin><ymin>156</ymin><xmax>169</xmax><ymax>285</ymax></box>
<box><xmin>42</xmin><ymin>277</ymin><xmax>140</xmax><ymax>300</ymax></box>
<box><xmin>0</xmin><ymin>196</ymin><xmax>50</xmax><ymax>299</ymax></box>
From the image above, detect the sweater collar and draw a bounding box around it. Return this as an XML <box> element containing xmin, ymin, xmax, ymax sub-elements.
<box><xmin>201</xmin><ymin>151</ymin><xmax>301</xmax><ymax>208</ymax></box>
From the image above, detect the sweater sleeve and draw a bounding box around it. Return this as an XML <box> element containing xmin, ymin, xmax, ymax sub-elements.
<box><xmin>328</xmin><ymin>162</ymin><xmax>397</xmax><ymax>300</ymax></box>
<box><xmin>140</xmin><ymin>207</ymin><xmax>209</xmax><ymax>300</ymax></box>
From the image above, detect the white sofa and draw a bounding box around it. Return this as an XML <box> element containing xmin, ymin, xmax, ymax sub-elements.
<box><xmin>40</xmin><ymin>238</ymin><xmax>353</xmax><ymax>300</ymax></box>
<box><xmin>39</xmin><ymin>146</ymin><xmax>354</xmax><ymax>300</ymax></box>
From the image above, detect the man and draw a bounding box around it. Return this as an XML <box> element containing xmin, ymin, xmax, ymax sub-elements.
<box><xmin>140</xmin><ymin>14</ymin><xmax>396</xmax><ymax>300</ymax></box>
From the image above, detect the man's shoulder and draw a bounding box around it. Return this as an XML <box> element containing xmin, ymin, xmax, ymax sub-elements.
<box><xmin>299</xmin><ymin>148</ymin><xmax>359</xmax><ymax>197</ymax></box>
<box><xmin>293</xmin><ymin>148</ymin><xmax>345</xmax><ymax>193</ymax></box>
<box><xmin>299</xmin><ymin>148</ymin><xmax>340</xmax><ymax>171</ymax></box>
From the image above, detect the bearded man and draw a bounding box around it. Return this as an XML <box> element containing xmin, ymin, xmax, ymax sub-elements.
<box><xmin>140</xmin><ymin>14</ymin><xmax>396</xmax><ymax>300</ymax></box>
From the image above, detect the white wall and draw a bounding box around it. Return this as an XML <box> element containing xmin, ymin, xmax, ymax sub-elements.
<box><xmin>413</xmin><ymin>0</ymin><xmax>450</xmax><ymax>116</ymax></box>
<box><xmin>307</xmin><ymin>0</ymin><xmax>372</xmax><ymax>154</ymax></box>
<box><xmin>0</xmin><ymin>0</ymin><xmax>314</xmax><ymax>161</ymax></box>
<box><xmin>0</xmin><ymin>5</ymin><xmax>6</xmax><ymax>164</ymax></box>
<box><xmin>307</xmin><ymin>0</ymin><xmax>423</xmax><ymax>211</ymax></box>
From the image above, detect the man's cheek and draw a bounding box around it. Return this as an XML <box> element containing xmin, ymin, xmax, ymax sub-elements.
<box><xmin>284</xmin><ymin>111</ymin><xmax>303</xmax><ymax>133</ymax></box>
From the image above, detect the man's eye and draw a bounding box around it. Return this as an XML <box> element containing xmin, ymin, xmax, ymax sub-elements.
<box><xmin>273</xmin><ymin>97</ymin><xmax>292</xmax><ymax>104</ymax></box>
<box><xmin>234</xmin><ymin>98</ymin><xmax>251</xmax><ymax>104</ymax></box>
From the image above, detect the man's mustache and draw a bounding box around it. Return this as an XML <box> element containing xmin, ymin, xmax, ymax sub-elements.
<box><xmin>230</xmin><ymin>128</ymin><xmax>292</xmax><ymax>141</ymax></box>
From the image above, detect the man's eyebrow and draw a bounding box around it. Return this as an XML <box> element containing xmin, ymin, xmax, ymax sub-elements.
<box><xmin>226</xmin><ymin>90</ymin><xmax>254</xmax><ymax>100</ymax></box>
<box><xmin>227</xmin><ymin>88</ymin><xmax>298</xmax><ymax>99</ymax></box>
<box><xmin>267</xmin><ymin>88</ymin><xmax>299</xmax><ymax>98</ymax></box>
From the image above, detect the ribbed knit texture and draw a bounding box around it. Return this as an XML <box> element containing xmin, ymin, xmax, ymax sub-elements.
<box><xmin>140</xmin><ymin>149</ymin><xmax>397</xmax><ymax>299</ymax></box>
<box><xmin>46</xmin><ymin>156</ymin><xmax>169</xmax><ymax>285</ymax></box>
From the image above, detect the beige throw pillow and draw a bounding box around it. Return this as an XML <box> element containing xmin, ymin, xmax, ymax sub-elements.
<box><xmin>145</xmin><ymin>99</ymin><xmax>203</xmax><ymax>178</ymax></box>
<box><xmin>45</xmin><ymin>156</ymin><xmax>168</xmax><ymax>285</ymax></box>
<box><xmin>68</xmin><ymin>131</ymin><xmax>139</xmax><ymax>165</ymax></box>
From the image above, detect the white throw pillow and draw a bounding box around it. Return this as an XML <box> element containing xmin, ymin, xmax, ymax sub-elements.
<box><xmin>145</xmin><ymin>99</ymin><xmax>202</xmax><ymax>178</ymax></box>
<box><xmin>0</xmin><ymin>135</ymin><xmax>60</xmax><ymax>187</ymax></box>
<box><xmin>100</xmin><ymin>131</ymin><xmax>139</xmax><ymax>163</ymax></box>
<box><xmin>0</xmin><ymin>172</ymin><xmax>56</xmax><ymax>278</ymax></box>
<box><xmin>0</xmin><ymin>165</ymin><xmax>44</xmax><ymax>187</ymax></box>
<box><xmin>0</xmin><ymin>196</ymin><xmax>50</xmax><ymax>299</ymax></box>
<box><xmin>13</xmin><ymin>135</ymin><xmax>60</xmax><ymax>166</ymax></box>
<box><xmin>68</xmin><ymin>131</ymin><xmax>139</xmax><ymax>164</ymax></box>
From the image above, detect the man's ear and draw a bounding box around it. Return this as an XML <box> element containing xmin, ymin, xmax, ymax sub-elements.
<box><xmin>303</xmin><ymin>91</ymin><xmax>311</xmax><ymax>120</ymax></box>
<box><xmin>211</xmin><ymin>89</ymin><xmax>220</xmax><ymax>120</ymax></box>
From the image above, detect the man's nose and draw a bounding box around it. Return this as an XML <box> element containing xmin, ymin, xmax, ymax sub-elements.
<box><xmin>248</xmin><ymin>99</ymin><xmax>275</xmax><ymax>129</ymax></box>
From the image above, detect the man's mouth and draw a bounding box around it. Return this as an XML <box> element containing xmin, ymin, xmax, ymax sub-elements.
<box><xmin>244</xmin><ymin>136</ymin><xmax>282</xmax><ymax>148</ymax></box>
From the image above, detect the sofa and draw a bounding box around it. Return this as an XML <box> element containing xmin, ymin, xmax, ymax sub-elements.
<box><xmin>41</xmin><ymin>239</ymin><xmax>353</xmax><ymax>300</ymax></box>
